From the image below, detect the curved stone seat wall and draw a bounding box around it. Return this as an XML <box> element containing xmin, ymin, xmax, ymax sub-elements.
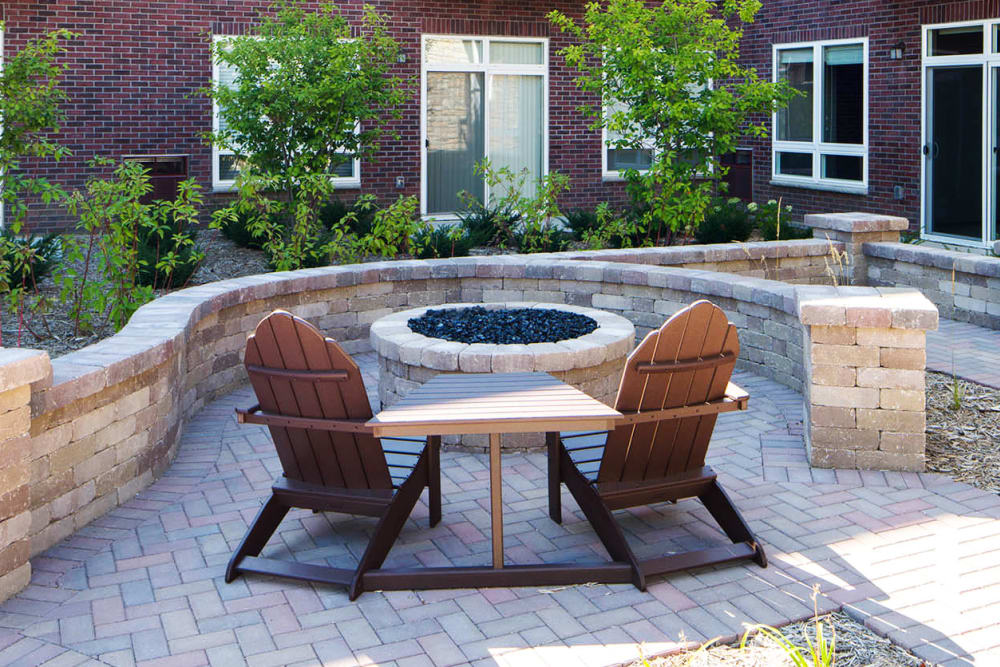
<box><xmin>0</xmin><ymin>234</ymin><xmax>938</xmax><ymax>604</ymax></box>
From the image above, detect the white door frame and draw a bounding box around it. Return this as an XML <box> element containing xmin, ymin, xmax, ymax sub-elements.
<box><xmin>419</xmin><ymin>35</ymin><xmax>550</xmax><ymax>219</ymax></box>
<box><xmin>920</xmin><ymin>19</ymin><xmax>1000</xmax><ymax>247</ymax></box>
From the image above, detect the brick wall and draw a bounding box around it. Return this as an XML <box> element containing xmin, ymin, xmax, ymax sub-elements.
<box><xmin>4</xmin><ymin>0</ymin><xmax>625</xmax><ymax>232</ymax></box>
<box><xmin>741</xmin><ymin>0</ymin><xmax>1000</xmax><ymax>228</ymax></box>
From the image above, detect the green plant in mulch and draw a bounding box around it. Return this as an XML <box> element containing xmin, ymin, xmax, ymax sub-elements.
<box><xmin>695</xmin><ymin>197</ymin><xmax>754</xmax><ymax>245</ymax></box>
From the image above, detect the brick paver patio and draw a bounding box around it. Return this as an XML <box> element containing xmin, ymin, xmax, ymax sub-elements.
<box><xmin>1</xmin><ymin>352</ymin><xmax>998</xmax><ymax>666</ymax></box>
<box><xmin>927</xmin><ymin>318</ymin><xmax>1000</xmax><ymax>389</ymax></box>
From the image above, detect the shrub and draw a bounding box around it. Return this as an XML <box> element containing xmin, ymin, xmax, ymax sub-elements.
<box><xmin>0</xmin><ymin>228</ymin><xmax>62</xmax><ymax>289</ymax></box>
<box><xmin>136</xmin><ymin>218</ymin><xmax>201</xmax><ymax>289</ymax></box>
<box><xmin>752</xmin><ymin>200</ymin><xmax>812</xmax><ymax>241</ymax></box>
<box><xmin>695</xmin><ymin>197</ymin><xmax>753</xmax><ymax>245</ymax></box>
<box><xmin>564</xmin><ymin>208</ymin><xmax>601</xmax><ymax>241</ymax></box>
<box><xmin>456</xmin><ymin>195</ymin><xmax>521</xmax><ymax>249</ymax></box>
<box><xmin>413</xmin><ymin>224</ymin><xmax>473</xmax><ymax>259</ymax></box>
<box><xmin>219</xmin><ymin>206</ymin><xmax>269</xmax><ymax>249</ymax></box>
<box><xmin>319</xmin><ymin>198</ymin><xmax>376</xmax><ymax>237</ymax></box>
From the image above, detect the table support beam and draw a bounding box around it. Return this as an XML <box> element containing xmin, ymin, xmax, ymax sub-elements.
<box><xmin>490</xmin><ymin>432</ymin><xmax>503</xmax><ymax>569</ymax></box>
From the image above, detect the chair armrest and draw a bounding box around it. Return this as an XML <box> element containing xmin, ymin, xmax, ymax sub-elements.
<box><xmin>236</xmin><ymin>405</ymin><xmax>374</xmax><ymax>434</ymax></box>
<box><xmin>726</xmin><ymin>382</ymin><xmax>749</xmax><ymax>410</ymax></box>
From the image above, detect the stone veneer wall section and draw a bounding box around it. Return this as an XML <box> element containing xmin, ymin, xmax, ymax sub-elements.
<box><xmin>865</xmin><ymin>242</ymin><xmax>1000</xmax><ymax>330</ymax></box>
<box><xmin>552</xmin><ymin>238</ymin><xmax>839</xmax><ymax>285</ymax></box>
<box><xmin>0</xmin><ymin>233</ymin><xmax>938</xmax><ymax>604</ymax></box>
<box><xmin>803</xmin><ymin>212</ymin><xmax>910</xmax><ymax>285</ymax></box>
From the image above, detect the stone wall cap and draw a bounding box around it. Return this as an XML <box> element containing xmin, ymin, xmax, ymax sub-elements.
<box><xmin>804</xmin><ymin>212</ymin><xmax>909</xmax><ymax>233</ymax></box>
<box><xmin>799</xmin><ymin>288</ymin><xmax>938</xmax><ymax>330</ymax></box>
<box><xmin>0</xmin><ymin>348</ymin><xmax>51</xmax><ymax>393</ymax></box>
<box><xmin>864</xmin><ymin>241</ymin><xmax>1000</xmax><ymax>278</ymax></box>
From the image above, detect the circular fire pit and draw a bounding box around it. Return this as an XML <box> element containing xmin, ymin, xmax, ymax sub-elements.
<box><xmin>370</xmin><ymin>302</ymin><xmax>635</xmax><ymax>449</ymax></box>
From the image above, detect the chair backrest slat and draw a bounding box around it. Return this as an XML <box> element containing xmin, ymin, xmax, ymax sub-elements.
<box><xmin>244</xmin><ymin>310</ymin><xmax>392</xmax><ymax>490</ymax></box>
<box><xmin>598</xmin><ymin>301</ymin><xmax>739</xmax><ymax>483</ymax></box>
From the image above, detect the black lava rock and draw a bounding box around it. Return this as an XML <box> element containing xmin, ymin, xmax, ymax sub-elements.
<box><xmin>408</xmin><ymin>306</ymin><xmax>598</xmax><ymax>345</ymax></box>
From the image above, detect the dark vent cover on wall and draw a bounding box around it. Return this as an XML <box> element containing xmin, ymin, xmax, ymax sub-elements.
<box><xmin>126</xmin><ymin>155</ymin><xmax>189</xmax><ymax>204</ymax></box>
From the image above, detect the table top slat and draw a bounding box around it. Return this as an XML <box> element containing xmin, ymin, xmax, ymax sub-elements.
<box><xmin>369</xmin><ymin>372</ymin><xmax>622</xmax><ymax>437</ymax></box>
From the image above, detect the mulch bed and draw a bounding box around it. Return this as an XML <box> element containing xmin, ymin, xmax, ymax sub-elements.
<box><xmin>639</xmin><ymin>610</ymin><xmax>928</xmax><ymax>667</ymax></box>
<box><xmin>0</xmin><ymin>228</ymin><xmax>268</xmax><ymax>358</ymax></box>
<box><xmin>925</xmin><ymin>372</ymin><xmax>1000</xmax><ymax>494</ymax></box>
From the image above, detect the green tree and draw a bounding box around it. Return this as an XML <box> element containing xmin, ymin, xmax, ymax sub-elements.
<box><xmin>0</xmin><ymin>27</ymin><xmax>74</xmax><ymax>280</ymax></box>
<box><xmin>205</xmin><ymin>1</ymin><xmax>409</xmax><ymax>270</ymax></box>
<box><xmin>549</xmin><ymin>0</ymin><xmax>795</xmax><ymax>242</ymax></box>
<box><xmin>0</xmin><ymin>26</ymin><xmax>75</xmax><ymax>345</ymax></box>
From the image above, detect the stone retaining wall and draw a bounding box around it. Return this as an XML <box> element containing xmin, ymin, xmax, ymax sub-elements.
<box><xmin>865</xmin><ymin>242</ymin><xmax>1000</xmax><ymax>329</ymax></box>
<box><xmin>0</xmin><ymin>228</ymin><xmax>938</xmax><ymax>604</ymax></box>
<box><xmin>553</xmin><ymin>238</ymin><xmax>837</xmax><ymax>284</ymax></box>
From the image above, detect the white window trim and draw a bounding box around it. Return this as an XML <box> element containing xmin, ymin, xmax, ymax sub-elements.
<box><xmin>920</xmin><ymin>19</ymin><xmax>1000</xmax><ymax>248</ymax></box>
<box><xmin>210</xmin><ymin>34</ymin><xmax>361</xmax><ymax>193</ymax></box>
<box><xmin>771</xmin><ymin>37</ymin><xmax>869</xmax><ymax>195</ymax></box>
<box><xmin>419</xmin><ymin>34</ymin><xmax>549</xmax><ymax>219</ymax></box>
<box><xmin>601</xmin><ymin>108</ymin><xmax>654</xmax><ymax>182</ymax></box>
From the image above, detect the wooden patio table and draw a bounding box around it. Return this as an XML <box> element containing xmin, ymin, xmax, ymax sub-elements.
<box><xmin>365</xmin><ymin>371</ymin><xmax>625</xmax><ymax>591</ymax></box>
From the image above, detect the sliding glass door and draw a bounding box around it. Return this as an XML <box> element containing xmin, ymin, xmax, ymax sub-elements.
<box><xmin>925</xmin><ymin>65</ymin><xmax>984</xmax><ymax>240</ymax></box>
<box><xmin>422</xmin><ymin>36</ymin><xmax>547</xmax><ymax>216</ymax></box>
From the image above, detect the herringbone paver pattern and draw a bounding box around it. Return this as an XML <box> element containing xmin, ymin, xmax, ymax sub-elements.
<box><xmin>1</xmin><ymin>354</ymin><xmax>998</xmax><ymax>666</ymax></box>
<box><xmin>927</xmin><ymin>318</ymin><xmax>1000</xmax><ymax>389</ymax></box>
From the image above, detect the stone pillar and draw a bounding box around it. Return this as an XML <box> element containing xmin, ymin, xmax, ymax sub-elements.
<box><xmin>0</xmin><ymin>349</ymin><xmax>51</xmax><ymax>603</ymax></box>
<box><xmin>803</xmin><ymin>212</ymin><xmax>910</xmax><ymax>286</ymax></box>
<box><xmin>800</xmin><ymin>289</ymin><xmax>937</xmax><ymax>472</ymax></box>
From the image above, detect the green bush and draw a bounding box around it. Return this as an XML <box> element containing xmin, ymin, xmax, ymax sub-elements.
<box><xmin>564</xmin><ymin>208</ymin><xmax>601</xmax><ymax>241</ymax></box>
<box><xmin>695</xmin><ymin>197</ymin><xmax>753</xmax><ymax>245</ymax></box>
<box><xmin>219</xmin><ymin>207</ymin><xmax>269</xmax><ymax>250</ymax></box>
<box><xmin>456</xmin><ymin>195</ymin><xmax>521</xmax><ymax>248</ymax></box>
<box><xmin>413</xmin><ymin>224</ymin><xmax>473</xmax><ymax>259</ymax></box>
<box><xmin>136</xmin><ymin>226</ymin><xmax>201</xmax><ymax>289</ymax></box>
<box><xmin>0</xmin><ymin>228</ymin><xmax>62</xmax><ymax>288</ymax></box>
<box><xmin>319</xmin><ymin>198</ymin><xmax>376</xmax><ymax>236</ymax></box>
<box><xmin>752</xmin><ymin>200</ymin><xmax>812</xmax><ymax>241</ymax></box>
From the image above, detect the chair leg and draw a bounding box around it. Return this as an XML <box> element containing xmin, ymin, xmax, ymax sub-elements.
<box><xmin>226</xmin><ymin>495</ymin><xmax>289</xmax><ymax>583</ymax></box>
<box><xmin>428</xmin><ymin>436</ymin><xmax>441</xmax><ymax>527</ymax></box>
<box><xmin>349</xmin><ymin>452</ymin><xmax>430</xmax><ymax>599</ymax></box>
<box><xmin>699</xmin><ymin>480</ymin><xmax>767</xmax><ymax>568</ymax></box>
<box><xmin>547</xmin><ymin>432</ymin><xmax>562</xmax><ymax>524</ymax></box>
<box><xmin>560</xmin><ymin>446</ymin><xmax>645</xmax><ymax>590</ymax></box>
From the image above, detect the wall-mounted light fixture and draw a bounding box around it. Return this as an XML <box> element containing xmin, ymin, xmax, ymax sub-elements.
<box><xmin>889</xmin><ymin>42</ymin><xmax>906</xmax><ymax>60</ymax></box>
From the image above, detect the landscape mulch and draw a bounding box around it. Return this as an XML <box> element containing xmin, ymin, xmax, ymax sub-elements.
<box><xmin>638</xmin><ymin>610</ymin><xmax>928</xmax><ymax>666</ymax></box>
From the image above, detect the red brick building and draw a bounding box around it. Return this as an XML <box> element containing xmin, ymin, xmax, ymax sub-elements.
<box><xmin>3</xmin><ymin>1</ymin><xmax>1000</xmax><ymax>249</ymax></box>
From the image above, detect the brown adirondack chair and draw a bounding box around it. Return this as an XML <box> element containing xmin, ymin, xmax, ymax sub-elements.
<box><xmin>548</xmin><ymin>300</ymin><xmax>766</xmax><ymax>590</ymax></box>
<box><xmin>225</xmin><ymin>310</ymin><xmax>441</xmax><ymax>599</ymax></box>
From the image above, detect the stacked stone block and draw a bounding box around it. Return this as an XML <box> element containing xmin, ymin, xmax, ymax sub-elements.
<box><xmin>866</xmin><ymin>242</ymin><xmax>1000</xmax><ymax>330</ymax></box>
<box><xmin>0</xmin><ymin>350</ymin><xmax>50</xmax><ymax>602</ymax></box>
<box><xmin>803</xmin><ymin>212</ymin><xmax>909</xmax><ymax>285</ymax></box>
<box><xmin>801</xmin><ymin>289</ymin><xmax>937</xmax><ymax>472</ymax></box>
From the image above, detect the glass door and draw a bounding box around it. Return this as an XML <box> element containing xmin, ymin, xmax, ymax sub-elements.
<box><xmin>925</xmin><ymin>65</ymin><xmax>984</xmax><ymax>240</ymax></box>
<box><xmin>426</xmin><ymin>72</ymin><xmax>485</xmax><ymax>215</ymax></box>
<box><xmin>422</xmin><ymin>36</ymin><xmax>547</xmax><ymax>216</ymax></box>
<box><xmin>993</xmin><ymin>66</ymin><xmax>1000</xmax><ymax>242</ymax></box>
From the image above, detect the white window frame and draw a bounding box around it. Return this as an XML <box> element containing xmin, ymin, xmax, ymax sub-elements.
<box><xmin>210</xmin><ymin>34</ymin><xmax>361</xmax><ymax>192</ymax></box>
<box><xmin>771</xmin><ymin>37</ymin><xmax>869</xmax><ymax>195</ymax></box>
<box><xmin>419</xmin><ymin>34</ymin><xmax>549</xmax><ymax>219</ymax></box>
<box><xmin>601</xmin><ymin>103</ymin><xmax>654</xmax><ymax>182</ymax></box>
<box><xmin>920</xmin><ymin>19</ymin><xmax>1000</xmax><ymax>248</ymax></box>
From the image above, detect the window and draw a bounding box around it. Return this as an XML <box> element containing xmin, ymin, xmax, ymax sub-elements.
<box><xmin>210</xmin><ymin>35</ymin><xmax>361</xmax><ymax>191</ymax></box>
<box><xmin>603</xmin><ymin>99</ymin><xmax>653</xmax><ymax>180</ymax></box>
<box><xmin>772</xmin><ymin>39</ymin><xmax>867</xmax><ymax>193</ymax></box>
<box><xmin>421</xmin><ymin>35</ymin><xmax>547</xmax><ymax>216</ymax></box>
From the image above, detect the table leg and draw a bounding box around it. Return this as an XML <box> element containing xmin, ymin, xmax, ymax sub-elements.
<box><xmin>489</xmin><ymin>432</ymin><xmax>503</xmax><ymax>569</ymax></box>
<box><xmin>547</xmin><ymin>431</ymin><xmax>561</xmax><ymax>524</ymax></box>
